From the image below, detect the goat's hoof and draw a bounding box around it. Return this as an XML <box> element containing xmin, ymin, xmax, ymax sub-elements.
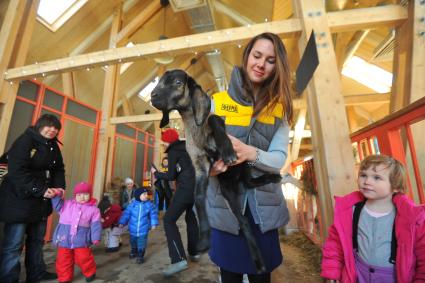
<box><xmin>196</xmin><ymin>238</ymin><xmax>210</xmax><ymax>254</ymax></box>
<box><xmin>222</xmin><ymin>151</ymin><xmax>237</xmax><ymax>165</ymax></box>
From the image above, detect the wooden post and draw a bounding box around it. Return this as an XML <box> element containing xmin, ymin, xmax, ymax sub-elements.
<box><xmin>92</xmin><ymin>3</ymin><xmax>123</xmax><ymax>200</ymax></box>
<box><xmin>292</xmin><ymin>0</ymin><xmax>357</xmax><ymax>236</ymax></box>
<box><xmin>62</xmin><ymin>72</ymin><xmax>77</xmax><ymax>98</ymax></box>
<box><xmin>291</xmin><ymin>108</ymin><xmax>307</xmax><ymax>161</ymax></box>
<box><xmin>0</xmin><ymin>0</ymin><xmax>39</xmax><ymax>153</ymax></box>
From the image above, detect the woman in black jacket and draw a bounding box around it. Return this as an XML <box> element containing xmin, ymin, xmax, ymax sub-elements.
<box><xmin>153</xmin><ymin>128</ymin><xmax>199</xmax><ymax>277</ymax></box>
<box><xmin>0</xmin><ymin>114</ymin><xmax>66</xmax><ymax>283</ymax></box>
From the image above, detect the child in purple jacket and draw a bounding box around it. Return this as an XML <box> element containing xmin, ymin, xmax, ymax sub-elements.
<box><xmin>52</xmin><ymin>182</ymin><xmax>102</xmax><ymax>283</ymax></box>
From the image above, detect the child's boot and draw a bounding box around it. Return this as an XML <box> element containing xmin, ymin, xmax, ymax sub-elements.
<box><xmin>129</xmin><ymin>247</ymin><xmax>137</xmax><ymax>259</ymax></box>
<box><xmin>85</xmin><ymin>273</ymin><xmax>96</xmax><ymax>282</ymax></box>
<box><xmin>136</xmin><ymin>249</ymin><xmax>145</xmax><ymax>264</ymax></box>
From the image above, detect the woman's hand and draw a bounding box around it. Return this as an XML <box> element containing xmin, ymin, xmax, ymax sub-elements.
<box><xmin>210</xmin><ymin>160</ymin><xmax>228</xmax><ymax>176</ymax></box>
<box><xmin>227</xmin><ymin>135</ymin><xmax>258</xmax><ymax>164</ymax></box>
<box><xmin>43</xmin><ymin>188</ymin><xmax>57</xmax><ymax>198</ymax></box>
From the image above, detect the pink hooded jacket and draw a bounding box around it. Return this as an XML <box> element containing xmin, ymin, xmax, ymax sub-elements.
<box><xmin>321</xmin><ymin>191</ymin><xmax>425</xmax><ymax>283</ymax></box>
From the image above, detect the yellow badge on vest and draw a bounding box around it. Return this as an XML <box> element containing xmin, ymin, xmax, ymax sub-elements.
<box><xmin>213</xmin><ymin>91</ymin><xmax>283</xmax><ymax>126</ymax></box>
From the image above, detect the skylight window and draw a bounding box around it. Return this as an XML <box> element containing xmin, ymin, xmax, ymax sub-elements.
<box><xmin>37</xmin><ymin>0</ymin><xmax>88</xmax><ymax>32</ymax></box>
<box><xmin>342</xmin><ymin>56</ymin><xmax>392</xmax><ymax>93</ymax></box>
<box><xmin>138</xmin><ymin>77</ymin><xmax>159</xmax><ymax>102</ymax></box>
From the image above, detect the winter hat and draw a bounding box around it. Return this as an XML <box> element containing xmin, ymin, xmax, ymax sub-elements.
<box><xmin>124</xmin><ymin>177</ymin><xmax>134</xmax><ymax>185</ymax></box>
<box><xmin>134</xmin><ymin>187</ymin><xmax>149</xmax><ymax>201</ymax></box>
<box><xmin>161</xmin><ymin>128</ymin><xmax>179</xmax><ymax>144</ymax></box>
<box><xmin>98</xmin><ymin>196</ymin><xmax>112</xmax><ymax>214</ymax></box>
<box><xmin>73</xmin><ymin>182</ymin><xmax>92</xmax><ymax>197</ymax></box>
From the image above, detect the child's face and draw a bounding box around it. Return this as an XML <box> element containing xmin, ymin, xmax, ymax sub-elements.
<box><xmin>126</xmin><ymin>182</ymin><xmax>134</xmax><ymax>189</ymax></box>
<box><xmin>358</xmin><ymin>164</ymin><xmax>394</xmax><ymax>201</ymax></box>
<box><xmin>140</xmin><ymin>192</ymin><xmax>148</xmax><ymax>201</ymax></box>
<box><xmin>76</xmin><ymin>193</ymin><xmax>90</xmax><ymax>203</ymax></box>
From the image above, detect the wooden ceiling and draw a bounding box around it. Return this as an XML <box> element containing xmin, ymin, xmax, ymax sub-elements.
<box><xmin>0</xmin><ymin>0</ymin><xmax>401</xmax><ymax>159</ymax></box>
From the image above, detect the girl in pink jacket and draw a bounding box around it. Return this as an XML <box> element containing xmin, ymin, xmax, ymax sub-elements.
<box><xmin>321</xmin><ymin>154</ymin><xmax>425</xmax><ymax>283</ymax></box>
<box><xmin>52</xmin><ymin>182</ymin><xmax>102</xmax><ymax>283</ymax></box>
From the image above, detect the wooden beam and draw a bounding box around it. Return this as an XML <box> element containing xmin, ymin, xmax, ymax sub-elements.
<box><xmin>291</xmin><ymin>108</ymin><xmax>306</xmax><ymax>161</ymax></box>
<box><xmin>93</xmin><ymin>3</ymin><xmax>123</xmax><ymax>201</ymax></box>
<box><xmin>4</xmin><ymin>5</ymin><xmax>407</xmax><ymax>81</ymax></box>
<box><xmin>0</xmin><ymin>0</ymin><xmax>27</xmax><ymax>99</ymax></box>
<box><xmin>344</xmin><ymin>93</ymin><xmax>390</xmax><ymax>105</ymax></box>
<box><xmin>62</xmin><ymin>72</ymin><xmax>77</xmax><ymax>98</ymax></box>
<box><xmin>111</xmin><ymin>93</ymin><xmax>390</xmax><ymax>126</ymax></box>
<box><xmin>346</xmin><ymin>105</ymin><xmax>360</xmax><ymax>133</ymax></box>
<box><xmin>327</xmin><ymin>4</ymin><xmax>406</xmax><ymax>33</ymax></box>
<box><xmin>110</xmin><ymin>112</ymin><xmax>181</xmax><ymax>125</ymax></box>
<box><xmin>293</xmin><ymin>0</ymin><xmax>357</xmax><ymax>236</ymax></box>
<box><xmin>354</xmin><ymin>106</ymin><xmax>374</xmax><ymax>123</ymax></box>
<box><xmin>114</xmin><ymin>0</ymin><xmax>162</xmax><ymax>45</ymax></box>
<box><xmin>0</xmin><ymin>0</ymin><xmax>39</xmax><ymax>153</ymax></box>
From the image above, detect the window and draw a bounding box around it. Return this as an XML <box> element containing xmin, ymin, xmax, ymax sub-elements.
<box><xmin>138</xmin><ymin>77</ymin><xmax>159</xmax><ymax>102</ymax></box>
<box><xmin>342</xmin><ymin>56</ymin><xmax>392</xmax><ymax>93</ymax></box>
<box><xmin>37</xmin><ymin>0</ymin><xmax>88</xmax><ymax>32</ymax></box>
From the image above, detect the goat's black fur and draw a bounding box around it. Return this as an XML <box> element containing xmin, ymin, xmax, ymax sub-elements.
<box><xmin>151</xmin><ymin>69</ymin><xmax>281</xmax><ymax>273</ymax></box>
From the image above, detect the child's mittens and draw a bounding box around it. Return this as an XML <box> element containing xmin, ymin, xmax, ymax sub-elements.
<box><xmin>93</xmin><ymin>240</ymin><xmax>100</xmax><ymax>246</ymax></box>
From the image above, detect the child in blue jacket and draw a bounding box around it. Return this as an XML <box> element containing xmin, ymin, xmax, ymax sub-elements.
<box><xmin>119</xmin><ymin>187</ymin><xmax>158</xmax><ymax>263</ymax></box>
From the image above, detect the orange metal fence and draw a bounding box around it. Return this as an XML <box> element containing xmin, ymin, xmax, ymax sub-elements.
<box><xmin>291</xmin><ymin>96</ymin><xmax>425</xmax><ymax>244</ymax></box>
<box><xmin>351</xmin><ymin>97</ymin><xmax>425</xmax><ymax>204</ymax></box>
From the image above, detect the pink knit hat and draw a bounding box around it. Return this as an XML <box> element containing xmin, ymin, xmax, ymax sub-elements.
<box><xmin>73</xmin><ymin>182</ymin><xmax>92</xmax><ymax>196</ymax></box>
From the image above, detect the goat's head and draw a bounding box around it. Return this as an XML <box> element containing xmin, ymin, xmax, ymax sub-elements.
<box><xmin>151</xmin><ymin>69</ymin><xmax>211</xmax><ymax>128</ymax></box>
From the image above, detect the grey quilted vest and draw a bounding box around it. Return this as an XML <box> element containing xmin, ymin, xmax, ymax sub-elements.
<box><xmin>206</xmin><ymin>67</ymin><xmax>290</xmax><ymax>235</ymax></box>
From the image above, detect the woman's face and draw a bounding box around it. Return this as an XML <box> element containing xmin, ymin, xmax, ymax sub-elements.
<box><xmin>126</xmin><ymin>182</ymin><xmax>134</xmax><ymax>189</ymax></box>
<box><xmin>246</xmin><ymin>38</ymin><xmax>276</xmax><ymax>87</ymax></box>
<box><xmin>39</xmin><ymin>125</ymin><xmax>59</xmax><ymax>139</ymax></box>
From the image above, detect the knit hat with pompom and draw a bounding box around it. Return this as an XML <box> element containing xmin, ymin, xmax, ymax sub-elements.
<box><xmin>161</xmin><ymin>128</ymin><xmax>179</xmax><ymax>144</ymax></box>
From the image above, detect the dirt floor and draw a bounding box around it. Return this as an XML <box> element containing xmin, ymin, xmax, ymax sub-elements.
<box><xmin>19</xmin><ymin>218</ymin><xmax>323</xmax><ymax>283</ymax></box>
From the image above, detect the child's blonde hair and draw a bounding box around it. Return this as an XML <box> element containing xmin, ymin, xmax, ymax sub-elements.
<box><xmin>359</xmin><ymin>154</ymin><xmax>407</xmax><ymax>193</ymax></box>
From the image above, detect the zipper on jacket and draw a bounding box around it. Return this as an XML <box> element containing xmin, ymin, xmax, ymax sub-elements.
<box><xmin>137</xmin><ymin>203</ymin><xmax>142</xmax><ymax>236</ymax></box>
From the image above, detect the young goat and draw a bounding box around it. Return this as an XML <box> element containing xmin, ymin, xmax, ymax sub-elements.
<box><xmin>151</xmin><ymin>69</ymin><xmax>281</xmax><ymax>273</ymax></box>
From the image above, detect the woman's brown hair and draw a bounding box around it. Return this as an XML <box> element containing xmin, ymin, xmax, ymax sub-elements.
<box><xmin>241</xmin><ymin>32</ymin><xmax>293</xmax><ymax>125</ymax></box>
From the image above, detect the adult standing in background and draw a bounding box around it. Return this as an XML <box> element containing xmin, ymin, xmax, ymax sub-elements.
<box><xmin>0</xmin><ymin>114</ymin><xmax>66</xmax><ymax>283</ymax></box>
<box><xmin>120</xmin><ymin>177</ymin><xmax>136</xmax><ymax>210</ymax></box>
<box><xmin>208</xmin><ymin>32</ymin><xmax>293</xmax><ymax>283</ymax></box>
<box><xmin>152</xmin><ymin>128</ymin><xmax>200</xmax><ymax>277</ymax></box>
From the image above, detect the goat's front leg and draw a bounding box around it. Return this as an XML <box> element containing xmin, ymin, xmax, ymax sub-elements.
<box><xmin>218</xmin><ymin>178</ymin><xmax>267</xmax><ymax>274</ymax></box>
<box><xmin>193</xmin><ymin>166</ymin><xmax>211</xmax><ymax>253</ymax></box>
<box><xmin>207</xmin><ymin>115</ymin><xmax>237</xmax><ymax>165</ymax></box>
<box><xmin>241</xmin><ymin>164</ymin><xmax>282</xmax><ymax>188</ymax></box>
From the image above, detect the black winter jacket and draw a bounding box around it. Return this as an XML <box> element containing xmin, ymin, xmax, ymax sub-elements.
<box><xmin>0</xmin><ymin>127</ymin><xmax>65</xmax><ymax>223</ymax></box>
<box><xmin>154</xmin><ymin>140</ymin><xmax>195</xmax><ymax>204</ymax></box>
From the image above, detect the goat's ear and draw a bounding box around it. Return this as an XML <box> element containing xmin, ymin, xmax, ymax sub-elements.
<box><xmin>159</xmin><ymin>111</ymin><xmax>170</xmax><ymax>128</ymax></box>
<box><xmin>187</xmin><ymin>76</ymin><xmax>210</xmax><ymax>126</ymax></box>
